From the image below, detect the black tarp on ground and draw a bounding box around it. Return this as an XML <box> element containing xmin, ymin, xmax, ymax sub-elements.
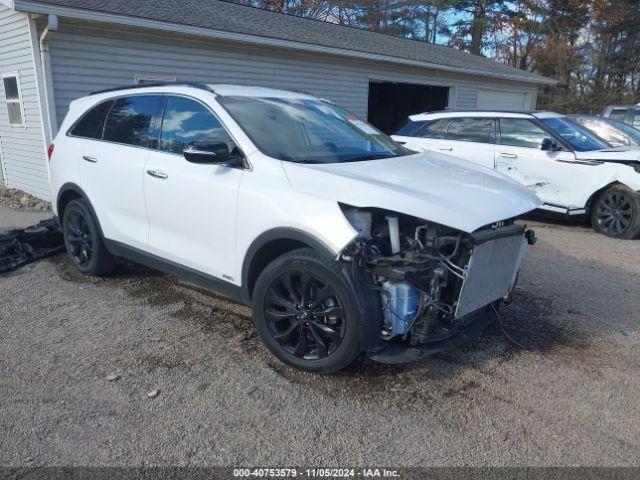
<box><xmin>0</xmin><ymin>219</ymin><xmax>65</xmax><ymax>273</ymax></box>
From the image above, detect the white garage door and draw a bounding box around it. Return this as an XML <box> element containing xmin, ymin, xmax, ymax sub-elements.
<box><xmin>477</xmin><ymin>89</ymin><xmax>530</xmax><ymax>111</ymax></box>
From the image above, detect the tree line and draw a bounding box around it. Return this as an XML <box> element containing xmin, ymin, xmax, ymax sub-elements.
<box><xmin>235</xmin><ymin>0</ymin><xmax>640</xmax><ymax>113</ymax></box>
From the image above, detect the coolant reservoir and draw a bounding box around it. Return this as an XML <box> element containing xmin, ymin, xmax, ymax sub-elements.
<box><xmin>381</xmin><ymin>281</ymin><xmax>420</xmax><ymax>337</ymax></box>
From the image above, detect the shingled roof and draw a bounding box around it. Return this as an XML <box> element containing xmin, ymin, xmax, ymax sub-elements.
<box><xmin>14</xmin><ymin>0</ymin><xmax>553</xmax><ymax>84</ymax></box>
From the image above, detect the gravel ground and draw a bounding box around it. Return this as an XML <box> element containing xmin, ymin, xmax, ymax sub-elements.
<box><xmin>1</xmin><ymin>215</ymin><xmax>639</xmax><ymax>467</ymax></box>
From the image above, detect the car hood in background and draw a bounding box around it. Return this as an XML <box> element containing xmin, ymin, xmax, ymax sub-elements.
<box><xmin>282</xmin><ymin>152</ymin><xmax>542</xmax><ymax>233</ymax></box>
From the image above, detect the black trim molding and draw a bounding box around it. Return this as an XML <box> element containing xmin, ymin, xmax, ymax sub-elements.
<box><xmin>105</xmin><ymin>240</ymin><xmax>246</xmax><ymax>305</ymax></box>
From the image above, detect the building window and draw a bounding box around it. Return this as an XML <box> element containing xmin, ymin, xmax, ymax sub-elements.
<box><xmin>134</xmin><ymin>74</ymin><xmax>177</xmax><ymax>86</ymax></box>
<box><xmin>2</xmin><ymin>74</ymin><xmax>24</xmax><ymax>126</ymax></box>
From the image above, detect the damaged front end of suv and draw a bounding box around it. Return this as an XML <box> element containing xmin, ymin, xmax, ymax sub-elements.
<box><xmin>338</xmin><ymin>206</ymin><xmax>537</xmax><ymax>364</ymax></box>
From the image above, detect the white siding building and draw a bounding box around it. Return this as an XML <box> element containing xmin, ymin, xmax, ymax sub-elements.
<box><xmin>0</xmin><ymin>0</ymin><xmax>552</xmax><ymax>200</ymax></box>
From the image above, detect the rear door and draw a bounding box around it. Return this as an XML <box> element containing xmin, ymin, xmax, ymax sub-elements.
<box><xmin>143</xmin><ymin>95</ymin><xmax>244</xmax><ymax>280</ymax></box>
<box><xmin>495</xmin><ymin>117</ymin><xmax>575</xmax><ymax>207</ymax></box>
<box><xmin>392</xmin><ymin>118</ymin><xmax>452</xmax><ymax>154</ymax></box>
<box><xmin>441</xmin><ymin>117</ymin><xmax>496</xmax><ymax>169</ymax></box>
<box><xmin>77</xmin><ymin>95</ymin><xmax>163</xmax><ymax>249</ymax></box>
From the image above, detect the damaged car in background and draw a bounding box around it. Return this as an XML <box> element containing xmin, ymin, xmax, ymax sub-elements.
<box><xmin>394</xmin><ymin>111</ymin><xmax>640</xmax><ymax>239</ymax></box>
<box><xmin>49</xmin><ymin>84</ymin><xmax>541</xmax><ymax>373</ymax></box>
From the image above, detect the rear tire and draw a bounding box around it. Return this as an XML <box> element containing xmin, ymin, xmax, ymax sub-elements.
<box><xmin>251</xmin><ymin>248</ymin><xmax>374</xmax><ymax>373</ymax></box>
<box><xmin>62</xmin><ymin>198</ymin><xmax>117</xmax><ymax>275</ymax></box>
<box><xmin>591</xmin><ymin>185</ymin><xmax>640</xmax><ymax>239</ymax></box>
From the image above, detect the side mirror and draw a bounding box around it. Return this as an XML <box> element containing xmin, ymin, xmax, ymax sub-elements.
<box><xmin>541</xmin><ymin>137</ymin><xmax>559</xmax><ymax>151</ymax></box>
<box><xmin>183</xmin><ymin>140</ymin><xmax>241</xmax><ymax>165</ymax></box>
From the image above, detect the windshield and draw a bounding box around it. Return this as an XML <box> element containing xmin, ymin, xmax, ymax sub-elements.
<box><xmin>608</xmin><ymin>119</ymin><xmax>640</xmax><ymax>144</ymax></box>
<box><xmin>570</xmin><ymin>117</ymin><xmax>634</xmax><ymax>146</ymax></box>
<box><xmin>540</xmin><ymin>117</ymin><xmax>608</xmax><ymax>152</ymax></box>
<box><xmin>218</xmin><ymin>96</ymin><xmax>409</xmax><ymax>163</ymax></box>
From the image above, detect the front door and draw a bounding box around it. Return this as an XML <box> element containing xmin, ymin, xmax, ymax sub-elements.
<box><xmin>495</xmin><ymin>118</ymin><xmax>575</xmax><ymax>207</ymax></box>
<box><xmin>143</xmin><ymin>95</ymin><xmax>243</xmax><ymax>280</ymax></box>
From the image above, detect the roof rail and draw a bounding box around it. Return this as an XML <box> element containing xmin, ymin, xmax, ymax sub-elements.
<box><xmin>90</xmin><ymin>82</ymin><xmax>216</xmax><ymax>95</ymax></box>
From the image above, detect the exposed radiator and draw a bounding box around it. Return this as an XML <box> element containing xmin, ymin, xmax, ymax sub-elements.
<box><xmin>454</xmin><ymin>232</ymin><xmax>526</xmax><ymax>318</ymax></box>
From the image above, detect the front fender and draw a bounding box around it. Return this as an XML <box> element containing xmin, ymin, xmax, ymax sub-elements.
<box><xmin>615</xmin><ymin>164</ymin><xmax>640</xmax><ymax>192</ymax></box>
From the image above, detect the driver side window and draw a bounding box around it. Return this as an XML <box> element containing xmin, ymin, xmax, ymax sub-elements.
<box><xmin>160</xmin><ymin>96</ymin><xmax>233</xmax><ymax>155</ymax></box>
<box><xmin>499</xmin><ymin>118</ymin><xmax>547</xmax><ymax>148</ymax></box>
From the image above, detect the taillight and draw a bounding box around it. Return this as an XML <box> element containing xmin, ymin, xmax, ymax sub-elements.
<box><xmin>47</xmin><ymin>143</ymin><xmax>55</xmax><ymax>161</ymax></box>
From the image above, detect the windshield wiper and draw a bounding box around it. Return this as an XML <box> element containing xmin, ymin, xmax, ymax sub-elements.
<box><xmin>341</xmin><ymin>153</ymin><xmax>394</xmax><ymax>163</ymax></box>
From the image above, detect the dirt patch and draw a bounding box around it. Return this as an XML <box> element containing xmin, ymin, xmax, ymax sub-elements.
<box><xmin>0</xmin><ymin>181</ymin><xmax>51</xmax><ymax>212</ymax></box>
<box><xmin>488</xmin><ymin>289</ymin><xmax>592</xmax><ymax>354</ymax></box>
<box><xmin>136</xmin><ymin>352</ymin><xmax>190</xmax><ymax>372</ymax></box>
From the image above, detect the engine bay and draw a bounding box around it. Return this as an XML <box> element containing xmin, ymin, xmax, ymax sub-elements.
<box><xmin>339</xmin><ymin>205</ymin><xmax>534</xmax><ymax>349</ymax></box>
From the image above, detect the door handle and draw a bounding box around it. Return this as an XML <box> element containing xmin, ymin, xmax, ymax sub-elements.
<box><xmin>500</xmin><ymin>152</ymin><xmax>518</xmax><ymax>159</ymax></box>
<box><xmin>438</xmin><ymin>147</ymin><xmax>453</xmax><ymax>151</ymax></box>
<box><xmin>147</xmin><ymin>169</ymin><xmax>168</xmax><ymax>180</ymax></box>
<box><xmin>82</xmin><ymin>155</ymin><xmax>98</xmax><ymax>163</ymax></box>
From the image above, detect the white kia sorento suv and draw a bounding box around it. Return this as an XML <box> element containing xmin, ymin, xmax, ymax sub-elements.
<box><xmin>393</xmin><ymin>110</ymin><xmax>640</xmax><ymax>239</ymax></box>
<box><xmin>49</xmin><ymin>84</ymin><xmax>540</xmax><ymax>373</ymax></box>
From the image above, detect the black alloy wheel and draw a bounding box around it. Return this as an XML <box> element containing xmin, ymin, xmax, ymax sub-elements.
<box><xmin>591</xmin><ymin>185</ymin><xmax>640</xmax><ymax>239</ymax></box>
<box><xmin>263</xmin><ymin>270</ymin><xmax>345</xmax><ymax>360</ymax></box>
<box><xmin>251</xmin><ymin>248</ymin><xmax>378</xmax><ymax>373</ymax></box>
<box><xmin>62</xmin><ymin>198</ymin><xmax>117</xmax><ymax>275</ymax></box>
<box><xmin>66</xmin><ymin>209</ymin><xmax>93</xmax><ymax>268</ymax></box>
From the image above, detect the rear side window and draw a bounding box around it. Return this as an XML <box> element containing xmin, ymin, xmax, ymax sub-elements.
<box><xmin>499</xmin><ymin>118</ymin><xmax>547</xmax><ymax>148</ymax></box>
<box><xmin>69</xmin><ymin>100</ymin><xmax>113</xmax><ymax>139</ymax></box>
<box><xmin>395</xmin><ymin>119</ymin><xmax>450</xmax><ymax>138</ymax></box>
<box><xmin>395</xmin><ymin>120</ymin><xmax>427</xmax><ymax>136</ymax></box>
<box><xmin>419</xmin><ymin>118</ymin><xmax>451</xmax><ymax>139</ymax></box>
<box><xmin>103</xmin><ymin>95</ymin><xmax>163</xmax><ymax>147</ymax></box>
<box><xmin>633</xmin><ymin>109</ymin><xmax>640</xmax><ymax>128</ymax></box>
<box><xmin>608</xmin><ymin>108</ymin><xmax>628</xmax><ymax>121</ymax></box>
<box><xmin>159</xmin><ymin>96</ymin><xmax>233</xmax><ymax>154</ymax></box>
<box><xmin>446</xmin><ymin>118</ymin><xmax>494</xmax><ymax>143</ymax></box>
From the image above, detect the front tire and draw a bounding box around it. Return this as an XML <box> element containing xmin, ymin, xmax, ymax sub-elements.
<box><xmin>62</xmin><ymin>198</ymin><xmax>117</xmax><ymax>275</ymax></box>
<box><xmin>251</xmin><ymin>248</ymin><xmax>370</xmax><ymax>373</ymax></box>
<box><xmin>591</xmin><ymin>185</ymin><xmax>640</xmax><ymax>239</ymax></box>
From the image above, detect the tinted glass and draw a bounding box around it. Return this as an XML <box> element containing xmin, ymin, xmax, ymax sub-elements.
<box><xmin>218</xmin><ymin>96</ymin><xmax>409</xmax><ymax>164</ymax></box>
<box><xmin>572</xmin><ymin>117</ymin><xmax>632</xmax><ymax>147</ymax></box>
<box><xmin>3</xmin><ymin>76</ymin><xmax>19</xmax><ymax>100</ymax></box>
<box><xmin>103</xmin><ymin>95</ymin><xmax>162</xmax><ymax>146</ymax></box>
<box><xmin>609</xmin><ymin>108</ymin><xmax>627</xmax><ymax>121</ymax></box>
<box><xmin>500</xmin><ymin>118</ymin><xmax>547</xmax><ymax>148</ymax></box>
<box><xmin>418</xmin><ymin>118</ymin><xmax>451</xmax><ymax>139</ymax></box>
<box><xmin>609</xmin><ymin>119</ymin><xmax>640</xmax><ymax>145</ymax></box>
<box><xmin>633</xmin><ymin>109</ymin><xmax>640</xmax><ymax>128</ymax></box>
<box><xmin>539</xmin><ymin>117</ymin><xmax>608</xmax><ymax>151</ymax></box>
<box><xmin>395</xmin><ymin>120</ymin><xmax>427</xmax><ymax>136</ymax></box>
<box><xmin>69</xmin><ymin>100</ymin><xmax>113</xmax><ymax>139</ymax></box>
<box><xmin>160</xmin><ymin>97</ymin><xmax>233</xmax><ymax>154</ymax></box>
<box><xmin>446</xmin><ymin>118</ymin><xmax>493</xmax><ymax>143</ymax></box>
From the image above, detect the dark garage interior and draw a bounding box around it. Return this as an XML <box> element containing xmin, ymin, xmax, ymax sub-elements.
<box><xmin>367</xmin><ymin>81</ymin><xmax>449</xmax><ymax>134</ymax></box>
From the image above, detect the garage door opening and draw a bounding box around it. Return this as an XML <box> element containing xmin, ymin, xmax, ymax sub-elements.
<box><xmin>367</xmin><ymin>81</ymin><xmax>449</xmax><ymax>134</ymax></box>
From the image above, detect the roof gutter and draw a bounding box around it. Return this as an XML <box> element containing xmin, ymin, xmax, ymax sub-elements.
<box><xmin>14</xmin><ymin>0</ymin><xmax>555</xmax><ymax>86</ymax></box>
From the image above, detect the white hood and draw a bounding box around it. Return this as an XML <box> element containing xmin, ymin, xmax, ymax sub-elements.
<box><xmin>282</xmin><ymin>152</ymin><xmax>542</xmax><ymax>233</ymax></box>
<box><xmin>575</xmin><ymin>147</ymin><xmax>640</xmax><ymax>161</ymax></box>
